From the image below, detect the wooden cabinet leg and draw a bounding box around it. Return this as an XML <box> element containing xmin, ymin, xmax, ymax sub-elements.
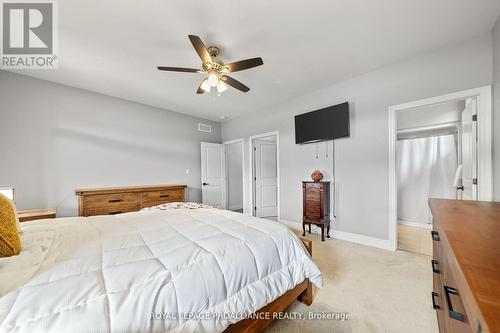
<box><xmin>302</xmin><ymin>222</ymin><xmax>306</xmax><ymax>237</ymax></box>
<box><xmin>297</xmin><ymin>279</ymin><xmax>313</xmax><ymax>306</ymax></box>
<box><xmin>327</xmin><ymin>224</ymin><xmax>330</xmax><ymax>238</ymax></box>
<box><xmin>321</xmin><ymin>225</ymin><xmax>325</xmax><ymax>241</ymax></box>
<box><xmin>308</xmin><ymin>224</ymin><xmax>311</xmax><ymax>233</ymax></box>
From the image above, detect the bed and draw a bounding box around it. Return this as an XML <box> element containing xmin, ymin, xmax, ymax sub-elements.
<box><xmin>0</xmin><ymin>206</ymin><xmax>322</xmax><ymax>333</ymax></box>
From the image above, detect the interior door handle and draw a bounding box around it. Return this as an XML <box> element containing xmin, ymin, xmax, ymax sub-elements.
<box><xmin>203</xmin><ymin>182</ymin><xmax>209</xmax><ymax>186</ymax></box>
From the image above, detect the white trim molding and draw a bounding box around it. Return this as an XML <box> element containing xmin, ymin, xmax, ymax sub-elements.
<box><xmin>279</xmin><ymin>219</ymin><xmax>393</xmax><ymax>251</ymax></box>
<box><xmin>388</xmin><ymin>86</ymin><xmax>493</xmax><ymax>251</ymax></box>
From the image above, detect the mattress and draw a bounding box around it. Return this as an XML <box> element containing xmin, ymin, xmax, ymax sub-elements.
<box><xmin>0</xmin><ymin>208</ymin><xmax>322</xmax><ymax>333</ymax></box>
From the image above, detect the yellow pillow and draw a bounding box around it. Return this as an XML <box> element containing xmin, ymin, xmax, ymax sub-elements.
<box><xmin>0</xmin><ymin>194</ymin><xmax>21</xmax><ymax>257</ymax></box>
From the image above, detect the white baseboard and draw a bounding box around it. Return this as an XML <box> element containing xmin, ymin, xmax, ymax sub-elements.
<box><xmin>279</xmin><ymin>219</ymin><xmax>394</xmax><ymax>251</ymax></box>
<box><xmin>333</xmin><ymin>230</ymin><xmax>393</xmax><ymax>250</ymax></box>
<box><xmin>398</xmin><ymin>220</ymin><xmax>432</xmax><ymax>229</ymax></box>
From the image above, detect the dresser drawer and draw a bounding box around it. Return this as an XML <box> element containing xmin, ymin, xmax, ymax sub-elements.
<box><xmin>83</xmin><ymin>202</ymin><xmax>141</xmax><ymax>216</ymax></box>
<box><xmin>304</xmin><ymin>204</ymin><xmax>321</xmax><ymax>220</ymax></box>
<box><xmin>442</xmin><ymin>261</ymin><xmax>473</xmax><ymax>333</ymax></box>
<box><xmin>304</xmin><ymin>187</ymin><xmax>321</xmax><ymax>193</ymax></box>
<box><xmin>431</xmin><ymin>229</ymin><xmax>444</xmax><ymax>272</ymax></box>
<box><xmin>305</xmin><ymin>194</ymin><xmax>320</xmax><ymax>203</ymax></box>
<box><xmin>433</xmin><ymin>271</ymin><xmax>446</xmax><ymax>332</ymax></box>
<box><xmin>82</xmin><ymin>193</ymin><xmax>141</xmax><ymax>209</ymax></box>
<box><xmin>142</xmin><ymin>190</ymin><xmax>184</xmax><ymax>207</ymax></box>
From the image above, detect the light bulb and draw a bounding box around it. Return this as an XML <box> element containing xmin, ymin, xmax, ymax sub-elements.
<box><xmin>217</xmin><ymin>81</ymin><xmax>227</xmax><ymax>93</ymax></box>
<box><xmin>208</xmin><ymin>71</ymin><xmax>219</xmax><ymax>87</ymax></box>
<box><xmin>200</xmin><ymin>79</ymin><xmax>211</xmax><ymax>92</ymax></box>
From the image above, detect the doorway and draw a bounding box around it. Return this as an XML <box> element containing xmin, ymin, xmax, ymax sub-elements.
<box><xmin>388</xmin><ymin>86</ymin><xmax>492</xmax><ymax>251</ymax></box>
<box><xmin>396</xmin><ymin>101</ymin><xmax>462</xmax><ymax>255</ymax></box>
<box><xmin>224</xmin><ymin>139</ymin><xmax>244</xmax><ymax>212</ymax></box>
<box><xmin>200</xmin><ymin>140</ymin><xmax>245</xmax><ymax>211</ymax></box>
<box><xmin>250</xmin><ymin>132</ymin><xmax>280</xmax><ymax>221</ymax></box>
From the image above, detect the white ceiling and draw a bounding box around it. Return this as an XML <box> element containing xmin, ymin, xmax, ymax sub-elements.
<box><xmin>8</xmin><ymin>0</ymin><xmax>500</xmax><ymax>121</ymax></box>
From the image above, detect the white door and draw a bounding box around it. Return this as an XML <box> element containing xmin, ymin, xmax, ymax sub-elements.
<box><xmin>253</xmin><ymin>138</ymin><xmax>278</xmax><ymax>217</ymax></box>
<box><xmin>201</xmin><ymin>142</ymin><xmax>226</xmax><ymax>208</ymax></box>
<box><xmin>461</xmin><ymin>98</ymin><xmax>478</xmax><ymax>200</ymax></box>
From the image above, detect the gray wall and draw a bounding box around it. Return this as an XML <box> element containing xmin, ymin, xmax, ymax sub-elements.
<box><xmin>222</xmin><ymin>34</ymin><xmax>493</xmax><ymax>240</ymax></box>
<box><xmin>493</xmin><ymin>15</ymin><xmax>500</xmax><ymax>200</ymax></box>
<box><xmin>0</xmin><ymin>71</ymin><xmax>221</xmax><ymax>216</ymax></box>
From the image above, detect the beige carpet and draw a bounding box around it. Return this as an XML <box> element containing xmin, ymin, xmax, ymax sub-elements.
<box><xmin>264</xmin><ymin>230</ymin><xmax>438</xmax><ymax>333</ymax></box>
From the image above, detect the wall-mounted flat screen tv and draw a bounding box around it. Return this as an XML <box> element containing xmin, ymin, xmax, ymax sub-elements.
<box><xmin>295</xmin><ymin>102</ymin><xmax>350</xmax><ymax>144</ymax></box>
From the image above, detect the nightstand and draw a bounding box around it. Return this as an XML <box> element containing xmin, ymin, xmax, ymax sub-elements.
<box><xmin>17</xmin><ymin>208</ymin><xmax>56</xmax><ymax>222</ymax></box>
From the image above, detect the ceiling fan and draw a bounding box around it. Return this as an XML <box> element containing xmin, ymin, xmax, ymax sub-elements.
<box><xmin>157</xmin><ymin>35</ymin><xmax>263</xmax><ymax>94</ymax></box>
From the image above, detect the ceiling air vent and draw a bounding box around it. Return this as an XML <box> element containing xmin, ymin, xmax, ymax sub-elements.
<box><xmin>198</xmin><ymin>123</ymin><xmax>212</xmax><ymax>133</ymax></box>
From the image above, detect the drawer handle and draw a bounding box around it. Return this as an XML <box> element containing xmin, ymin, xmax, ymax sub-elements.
<box><xmin>108</xmin><ymin>199</ymin><xmax>123</xmax><ymax>203</ymax></box>
<box><xmin>159</xmin><ymin>195</ymin><xmax>170</xmax><ymax>198</ymax></box>
<box><xmin>431</xmin><ymin>230</ymin><xmax>440</xmax><ymax>241</ymax></box>
<box><xmin>431</xmin><ymin>292</ymin><xmax>440</xmax><ymax>309</ymax></box>
<box><xmin>444</xmin><ymin>286</ymin><xmax>465</xmax><ymax>322</ymax></box>
<box><xmin>431</xmin><ymin>259</ymin><xmax>440</xmax><ymax>274</ymax></box>
<box><xmin>109</xmin><ymin>211</ymin><xmax>122</xmax><ymax>215</ymax></box>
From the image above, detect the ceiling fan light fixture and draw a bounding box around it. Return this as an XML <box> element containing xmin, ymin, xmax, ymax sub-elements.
<box><xmin>200</xmin><ymin>79</ymin><xmax>211</xmax><ymax>92</ymax></box>
<box><xmin>208</xmin><ymin>71</ymin><xmax>219</xmax><ymax>87</ymax></box>
<box><xmin>217</xmin><ymin>81</ymin><xmax>227</xmax><ymax>93</ymax></box>
<box><xmin>157</xmin><ymin>35</ymin><xmax>263</xmax><ymax>94</ymax></box>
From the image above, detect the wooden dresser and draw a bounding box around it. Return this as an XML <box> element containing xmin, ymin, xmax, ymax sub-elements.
<box><xmin>75</xmin><ymin>184</ymin><xmax>187</xmax><ymax>217</ymax></box>
<box><xmin>302</xmin><ymin>181</ymin><xmax>330</xmax><ymax>241</ymax></box>
<box><xmin>429</xmin><ymin>199</ymin><xmax>500</xmax><ymax>333</ymax></box>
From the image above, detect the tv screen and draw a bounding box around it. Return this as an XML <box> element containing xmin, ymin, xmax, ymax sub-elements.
<box><xmin>295</xmin><ymin>102</ymin><xmax>350</xmax><ymax>144</ymax></box>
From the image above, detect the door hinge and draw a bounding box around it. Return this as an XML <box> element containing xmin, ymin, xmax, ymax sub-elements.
<box><xmin>254</xmin><ymin>147</ymin><xmax>256</xmax><ymax>151</ymax></box>
<box><xmin>254</xmin><ymin>177</ymin><xmax>256</xmax><ymax>181</ymax></box>
<box><xmin>472</xmin><ymin>114</ymin><xmax>477</xmax><ymax>121</ymax></box>
<box><xmin>254</xmin><ymin>206</ymin><xmax>257</xmax><ymax>211</ymax></box>
<box><xmin>473</xmin><ymin>178</ymin><xmax>478</xmax><ymax>185</ymax></box>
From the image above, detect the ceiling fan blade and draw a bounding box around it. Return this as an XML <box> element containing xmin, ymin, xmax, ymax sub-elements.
<box><xmin>196</xmin><ymin>82</ymin><xmax>205</xmax><ymax>94</ymax></box>
<box><xmin>221</xmin><ymin>75</ymin><xmax>250</xmax><ymax>92</ymax></box>
<box><xmin>225</xmin><ymin>57</ymin><xmax>263</xmax><ymax>73</ymax></box>
<box><xmin>188</xmin><ymin>35</ymin><xmax>212</xmax><ymax>65</ymax></box>
<box><xmin>157</xmin><ymin>66</ymin><xmax>202</xmax><ymax>73</ymax></box>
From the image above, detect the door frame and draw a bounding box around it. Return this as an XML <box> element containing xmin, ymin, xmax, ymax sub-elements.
<box><xmin>388</xmin><ymin>86</ymin><xmax>492</xmax><ymax>251</ymax></box>
<box><xmin>249</xmin><ymin>131</ymin><xmax>280</xmax><ymax>220</ymax></box>
<box><xmin>223</xmin><ymin>138</ymin><xmax>245</xmax><ymax>212</ymax></box>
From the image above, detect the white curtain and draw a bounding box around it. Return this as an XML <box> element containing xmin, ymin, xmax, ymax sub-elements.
<box><xmin>397</xmin><ymin>134</ymin><xmax>457</xmax><ymax>225</ymax></box>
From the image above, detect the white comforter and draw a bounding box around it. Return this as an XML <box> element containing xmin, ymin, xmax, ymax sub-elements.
<box><xmin>0</xmin><ymin>208</ymin><xmax>322</xmax><ymax>333</ymax></box>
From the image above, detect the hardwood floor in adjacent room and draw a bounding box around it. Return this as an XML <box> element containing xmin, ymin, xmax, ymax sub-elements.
<box><xmin>397</xmin><ymin>224</ymin><xmax>433</xmax><ymax>256</ymax></box>
<box><xmin>265</xmin><ymin>228</ymin><xmax>438</xmax><ymax>333</ymax></box>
